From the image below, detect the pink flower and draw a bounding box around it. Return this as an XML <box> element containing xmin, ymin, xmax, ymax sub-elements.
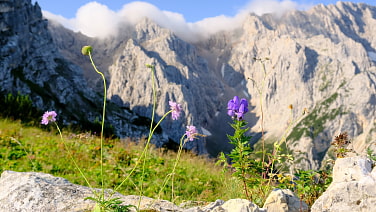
<box><xmin>169</xmin><ymin>101</ymin><xmax>182</xmax><ymax>120</ymax></box>
<box><xmin>185</xmin><ymin>125</ymin><xmax>197</xmax><ymax>141</ymax></box>
<box><xmin>41</xmin><ymin>111</ymin><xmax>57</xmax><ymax>125</ymax></box>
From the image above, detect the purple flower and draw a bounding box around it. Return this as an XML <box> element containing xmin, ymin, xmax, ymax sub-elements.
<box><xmin>185</xmin><ymin>125</ymin><xmax>197</xmax><ymax>141</ymax></box>
<box><xmin>227</xmin><ymin>96</ymin><xmax>248</xmax><ymax>120</ymax></box>
<box><xmin>169</xmin><ymin>101</ymin><xmax>182</xmax><ymax>120</ymax></box>
<box><xmin>41</xmin><ymin>111</ymin><xmax>57</xmax><ymax>125</ymax></box>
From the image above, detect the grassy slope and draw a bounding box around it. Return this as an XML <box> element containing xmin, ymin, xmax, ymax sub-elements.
<box><xmin>0</xmin><ymin>118</ymin><xmax>243</xmax><ymax>204</ymax></box>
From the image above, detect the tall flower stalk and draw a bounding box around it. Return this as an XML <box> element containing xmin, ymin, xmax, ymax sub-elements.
<box><xmin>40</xmin><ymin>111</ymin><xmax>97</xmax><ymax>197</ymax></box>
<box><xmin>226</xmin><ymin>97</ymin><xmax>253</xmax><ymax>199</ymax></box>
<box><xmin>157</xmin><ymin>125</ymin><xmax>201</xmax><ymax>202</ymax></box>
<box><xmin>82</xmin><ymin>46</ymin><xmax>107</xmax><ymax>204</ymax></box>
<box><xmin>111</xmin><ymin>65</ymin><xmax>183</xmax><ymax>205</ymax></box>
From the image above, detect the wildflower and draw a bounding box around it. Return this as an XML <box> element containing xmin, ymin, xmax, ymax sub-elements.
<box><xmin>169</xmin><ymin>101</ymin><xmax>182</xmax><ymax>120</ymax></box>
<box><xmin>227</xmin><ymin>96</ymin><xmax>248</xmax><ymax>120</ymax></box>
<box><xmin>41</xmin><ymin>111</ymin><xmax>57</xmax><ymax>125</ymax></box>
<box><xmin>227</xmin><ymin>96</ymin><xmax>239</xmax><ymax>117</ymax></box>
<box><xmin>185</xmin><ymin>125</ymin><xmax>197</xmax><ymax>141</ymax></box>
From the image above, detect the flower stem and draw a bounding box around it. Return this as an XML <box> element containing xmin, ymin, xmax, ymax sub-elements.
<box><xmin>113</xmin><ymin>110</ymin><xmax>172</xmax><ymax>193</ymax></box>
<box><xmin>137</xmin><ymin>65</ymin><xmax>158</xmax><ymax>208</ymax></box>
<box><xmin>54</xmin><ymin>122</ymin><xmax>98</xmax><ymax>198</ymax></box>
<box><xmin>88</xmin><ymin>51</ymin><xmax>106</xmax><ymax>201</ymax></box>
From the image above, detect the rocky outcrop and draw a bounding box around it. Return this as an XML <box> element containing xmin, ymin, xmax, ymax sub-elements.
<box><xmin>0</xmin><ymin>0</ymin><xmax>166</xmax><ymax>144</ymax></box>
<box><xmin>0</xmin><ymin>170</ymin><xmax>180</xmax><ymax>212</ymax></box>
<box><xmin>0</xmin><ymin>170</ymin><xmax>314</xmax><ymax>212</ymax></box>
<box><xmin>106</xmin><ymin>18</ymin><xmax>224</xmax><ymax>152</ymax></box>
<box><xmin>3</xmin><ymin>157</ymin><xmax>375</xmax><ymax>211</ymax></box>
<box><xmin>311</xmin><ymin>156</ymin><xmax>376</xmax><ymax>211</ymax></box>
<box><xmin>48</xmin><ymin>2</ymin><xmax>376</xmax><ymax>166</ymax></box>
<box><xmin>263</xmin><ymin>189</ymin><xmax>308</xmax><ymax>212</ymax></box>
<box><xmin>206</xmin><ymin>2</ymin><xmax>376</xmax><ymax>169</ymax></box>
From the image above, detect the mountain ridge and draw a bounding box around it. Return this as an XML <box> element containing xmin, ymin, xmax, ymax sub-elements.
<box><xmin>2</xmin><ymin>0</ymin><xmax>376</xmax><ymax>169</ymax></box>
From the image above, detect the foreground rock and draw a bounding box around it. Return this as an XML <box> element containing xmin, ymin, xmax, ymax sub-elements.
<box><xmin>0</xmin><ymin>170</ymin><xmax>312</xmax><ymax>211</ymax></box>
<box><xmin>5</xmin><ymin>155</ymin><xmax>376</xmax><ymax>212</ymax></box>
<box><xmin>0</xmin><ymin>171</ymin><xmax>180</xmax><ymax>212</ymax></box>
<box><xmin>263</xmin><ymin>189</ymin><xmax>308</xmax><ymax>212</ymax></box>
<box><xmin>0</xmin><ymin>171</ymin><xmax>261</xmax><ymax>212</ymax></box>
<box><xmin>311</xmin><ymin>156</ymin><xmax>376</xmax><ymax>211</ymax></box>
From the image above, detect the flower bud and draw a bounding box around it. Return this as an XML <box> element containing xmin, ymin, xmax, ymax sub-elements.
<box><xmin>81</xmin><ymin>45</ymin><xmax>92</xmax><ymax>56</ymax></box>
<box><xmin>146</xmin><ymin>64</ymin><xmax>154</xmax><ymax>68</ymax></box>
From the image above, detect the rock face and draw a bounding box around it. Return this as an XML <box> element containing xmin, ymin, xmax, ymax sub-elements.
<box><xmin>2</xmin><ymin>0</ymin><xmax>376</xmax><ymax>165</ymax></box>
<box><xmin>263</xmin><ymin>189</ymin><xmax>309</xmax><ymax>212</ymax></box>
<box><xmin>0</xmin><ymin>0</ymin><xmax>166</xmax><ymax>144</ymax></box>
<box><xmin>311</xmin><ymin>156</ymin><xmax>376</xmax><ymax>212</ymax></box>
<box><xmin>49</xmin><ymin>2</ymin><xmax>376</xmax><ymax>167</ymax></box>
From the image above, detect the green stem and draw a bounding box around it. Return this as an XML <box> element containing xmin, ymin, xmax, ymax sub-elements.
<box><xmin>113</xmin><ymin>111</ymin><xmax>172</xmax><ymax>193</ymax></box>
<box><xmin>260</xmin><ymin>61</ymin><xmax>266</xmax><ymax>179</ymax></box>
<box><xmin>88</xmin><ymin>51</ymin><xmax>106</xmax><ymax>201</ymax></box>
<box><xmin>137</xmin><ymin>65</ymin><xmax>157</xmax><ymax>208</ymax></box>
<box><xmin>235</xmin><ymin>120</ymin><xmax>250</xmax><ymax>200</ymax></box>
<box><xmin>54</xmin><ymin>122</ymin><xmax>98</xmax><ymax>198</ymax></box>
<box><xmin>11</xmin><ymin>137</ymin><xmax>37</xmax><ymax>171</ymax></box>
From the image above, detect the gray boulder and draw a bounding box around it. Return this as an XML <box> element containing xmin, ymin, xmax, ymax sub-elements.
<box><xmin>0</xmin><ymin>170</ymin><xmax>179</xmax><ymax>212</ymax></box>
<box><xmin>263</xmin><ymin>189</ymin><xmax>308</xmax><ymax>212</ymax></box>
<box><xmin>311</xmin><ymin>156</ymin><xmax>376</xmax><ymax>212</ymax></box>
<box><xmin>1</xmin><ymin>170</ymin><xmax>300</xmax><ymax>212</ymax></box>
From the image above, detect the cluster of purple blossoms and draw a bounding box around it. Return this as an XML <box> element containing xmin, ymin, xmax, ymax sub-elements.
<box><xmin>227</xmin><ymin>96</ymin><xmax>249</xmax><ymax>120</ymax></box>
<box><xmin>169</xmin><ymin>101</ymin><xmax>182</xmax><ymax>120</ymax></box>
<box><xmin>41</xmin><ymin>111</ymin><xmax>57</xmax><ymax>125</ymax></box>
<box><xmin>185</xmin><ymin>125</ymin><xmax>197</xmax><ymax>141</ymax></box>
<box><xmin>169</xmin><ymin>101</ymin><xmax>198</xmax><ymax>142</ymax></box>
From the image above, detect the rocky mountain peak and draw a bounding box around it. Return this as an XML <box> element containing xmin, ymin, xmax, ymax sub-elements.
<box><xmin>0</xmin><ymin>0</ymin><xmax>167</xmax><ymax>144</ymax></box>
<box><xmin>3</xmin><ymin>0</ymin><xmax>376</xmax><ymax>168</ymax></box>
<box><xmin>134</xmin><ymin>17</ymin><xmax>172</xmax><ymax>42</ymax></box>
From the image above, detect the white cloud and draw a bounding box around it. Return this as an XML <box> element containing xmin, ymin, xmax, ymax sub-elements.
<box><xmin>240</xmin><ymin>0</ymin><xmax>299</xmax><ymax>17</ymax></box>
<box><xmin>74</xmin><ymin>2</ymin><xmax>120</xmax><ymax>38</ymax></box>
<box><xmin>42</xmin><ymin>0</ymin><xmax>308</xmax><ymax>41</ymax></box>
<box><xmin>42</xmin><ymin>10</ymin><xmax>74</xmax><ymax>29</ymax></box>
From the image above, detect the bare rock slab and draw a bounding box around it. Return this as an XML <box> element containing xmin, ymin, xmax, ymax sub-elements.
<box><xmin>0</xmin><ymin>170</ymin><xmax>179</xmax><ymax>212</ymax></box>
<box><xmin>0</xmin><ymin>170</ymin><xmax>309</xmax><ymax>212</ymax></box>
<box><xmin>311</xmin><ymin>156</ymin><xmax>376</xmax><ymax>212</ymax></box>
<box><xmin>263</xmin><ymin>189</ymin><xmax>308</xmax><ymax>212</ymax></box>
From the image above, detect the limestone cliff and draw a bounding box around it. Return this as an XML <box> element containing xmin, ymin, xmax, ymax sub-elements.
<box><xmin>0</xmin><ymin>0</ymin><xmax>164</xmax><ymax>143</ymax></box>
<box><xmin>3</xmin><ymin>0</ymin><xmax>376</xmax><ymax>169</ymax></box>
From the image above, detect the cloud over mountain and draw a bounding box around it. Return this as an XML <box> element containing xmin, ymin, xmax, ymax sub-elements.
<box><xmin>43</xmin><ymin>0</ymin><xmax>309</xmax><ymax>41</ymax></box>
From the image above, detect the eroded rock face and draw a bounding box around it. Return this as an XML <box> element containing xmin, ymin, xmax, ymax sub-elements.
<box><xmin>50</xmin><ymin>2</ymin><xmax>376</xmax><ymax>165</ymax></box>
<box><xmin>311</xmin><ymin>156</ymin><xmax>376</xmax><ymax>212</ymax></box>
<box><xmin>0</xmin><ymin>0</ymin><xmax>166</xmax><ymax>145</ymax></box>
<box><xmin>263</xmin><ymin>189</ymin><xmax>309</xmax><ymax>212</ymax></box>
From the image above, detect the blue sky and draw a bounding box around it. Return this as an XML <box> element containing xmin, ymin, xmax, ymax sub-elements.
<box><xmin>32</xmin><ymin>0</ymin><xmax>376</xmax><ymax>41</ymax></box>
<box><xmin>33</xmin><ymin>0</ymin><xmax>375</xmax><ymax>22</ymax></box>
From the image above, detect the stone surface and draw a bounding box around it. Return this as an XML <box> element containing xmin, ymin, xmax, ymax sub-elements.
<box><xmin>0</xmin><ymin>170</ymin><xmax>180</xmax><ymax>212</ymax></box>
<box><xmin>263</xmin><ymin>189</ymin><xmax>308</xmax><ymax>212</ymax></box>
<box><xmin>0</xmin><ymin>171</ymin><xmax>267</xmax><ymax>212</ymax></box>
<box><xmin>311</xmin><ymin>156</ymin><xmax>376</xmax><ymax>212</ymax></box>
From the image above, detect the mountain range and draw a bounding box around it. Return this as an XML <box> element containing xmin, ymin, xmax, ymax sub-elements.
<box><xmin>2</xmin><ymin>0</ymin><xmax>376</xmax><ymax>170</ymax></box>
